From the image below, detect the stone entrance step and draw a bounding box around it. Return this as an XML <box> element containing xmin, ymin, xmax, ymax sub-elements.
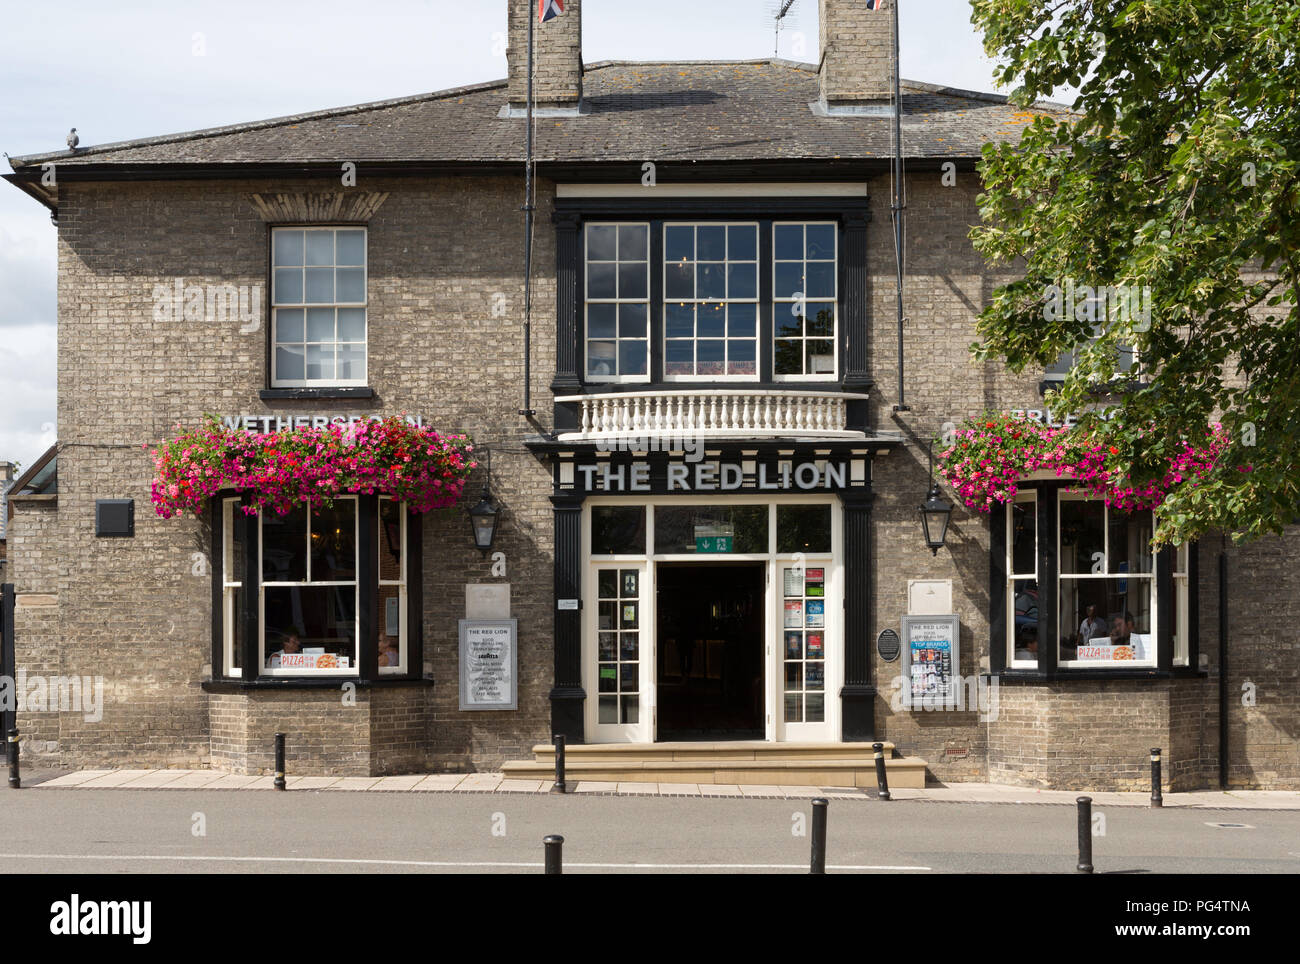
<box><xmin>501</xmin><ymin>741</ymin><xmax>928</xmax><ymax>789</ymax></box>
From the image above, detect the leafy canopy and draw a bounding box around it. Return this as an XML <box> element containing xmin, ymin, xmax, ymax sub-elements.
<box><xmin>968</xmin><ymin>0</ymin><xmax>1300</xmax><ymax>545</ymax></box>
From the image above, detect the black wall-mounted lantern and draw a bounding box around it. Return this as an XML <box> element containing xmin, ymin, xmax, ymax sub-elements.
<box><xmin>468</xmin><ymin>449</ymin><xmax>498</xmax><ymax>552</ymax></box>
<box><xmin>919</xmin><ymin>439</ymin><xmax>953</xmax><ymax>556</ymax></box>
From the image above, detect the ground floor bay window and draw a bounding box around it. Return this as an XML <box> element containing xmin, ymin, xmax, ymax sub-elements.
<box><xmin>993</xmin><ymin>482</ymin><xmax>1197</xmax><ymax>675</ymax></box>
<box><xmin>582</xmin><ymin>496</ymin><xmax>842</xmax><ymax>743</ymax></box>
<box><xmin>214</xmin><ymin>493</ymin><xmax>419</xmax><ymax>681</ymax></box>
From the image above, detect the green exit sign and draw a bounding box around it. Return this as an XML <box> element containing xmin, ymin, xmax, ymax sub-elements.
<box><xmin>695</xmin><ymin>535</ymin><xmax>733</xmax><ymax>553</ymax></box>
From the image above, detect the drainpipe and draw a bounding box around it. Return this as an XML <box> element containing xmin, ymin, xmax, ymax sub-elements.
<box><xmin>1218</xmin><ymin>547</ymin><xmax>1229</xmax><ymax>788</ymax></box>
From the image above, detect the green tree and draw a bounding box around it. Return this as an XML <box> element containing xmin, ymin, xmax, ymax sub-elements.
<box><xmin>968</xmin><ymin>0</ymin><xmax>1300</xmax><ymax>545</ymax></box>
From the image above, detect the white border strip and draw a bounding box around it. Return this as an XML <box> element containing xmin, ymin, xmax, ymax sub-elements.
<box><xmin>556</xmin><ymin>182</ymin><xmax>867</xmax><ymax>198</ymax></box>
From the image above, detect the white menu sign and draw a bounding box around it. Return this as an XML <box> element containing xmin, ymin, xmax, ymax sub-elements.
<box><xmin>458</xmin><ymin>619</ymin><xmax>518</xmax><ymax>711</ymax></box>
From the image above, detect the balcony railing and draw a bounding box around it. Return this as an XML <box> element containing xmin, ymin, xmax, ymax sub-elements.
<box><xmin>553</xmin><ymin>390</ymin><xmax>870</xmax><ymax>441</ymax></box>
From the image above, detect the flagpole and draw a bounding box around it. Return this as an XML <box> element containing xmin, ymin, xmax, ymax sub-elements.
<box><xmin>520</xmin><ymin>2</ymin><xmax>537</xmax><ymax>417</ymax></box>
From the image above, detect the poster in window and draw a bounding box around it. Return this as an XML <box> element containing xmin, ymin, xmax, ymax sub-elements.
<box><xmin>784</xmin><ymin>600</ymin><xmax>803</xmax><ymax>628</ymax></box>
<box><xmin>785</xmin><ymin>632</ymin><xmax>803</xmax><ymax>659</ymax></box>
<box><xmin>783</xmin><ymin>568</ymin><xmax>803</xmax><ymax>597</ymax></box>
<box><xmin>384</xmin><ymin>596</ymin><xmax>400</xmax><ymax>637</ymax></box>
<box><xmin>805</xmin><ymin>599</ymin><xmax>825</xmax><ymax>628</ymax></box>
<box><xmin>901</xmin><ymin>615</ymin><xmax>959</xmax><ymax>707</ymax></box>
<box><xmin>806</xmin><ymin>632</ymin><xmax>824</xmax><ymax>658</ymax></box>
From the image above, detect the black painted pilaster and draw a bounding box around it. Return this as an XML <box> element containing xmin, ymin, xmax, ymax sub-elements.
<box><xmin>1036</xmin><ymin>488</ymin><xmax>1060</xmax><ymax>674</ymax></box>
<box><xmin>551</xmin><ymin>212</ymin><xmax>583</xmax><ymax>393</ymax></box>
<box><xmin>240</xmin><ymin>501</ymin><xmax>260</xmax><ymax>678</ymax></box>
<box><xmin>550</xmin><ymin>494</ymin><xmax>586</xmax><ymax>742</ymax></box>
<box><xmin>989</xmin><ymin>500</ymin><xmax>1007</xmax><ymax>674</ymax></box>
<box><xmin>358</xmin><ymin>497</ymin><xmax>377</xmax><ymax>681</ymax></box>
<box><xmin>1156</xmin><ymin>546</ymin><xmax>1174</xmax><ymax>668</ymax></box>
<box><xmin>840</xmin><ymin>490</ymin><xmax>876</xmax><ymax>741</ymax></box>
<box><xmin>841</xmin><ymin>211</ymin><xmax>872</xmax><ymax>394</ymax></box>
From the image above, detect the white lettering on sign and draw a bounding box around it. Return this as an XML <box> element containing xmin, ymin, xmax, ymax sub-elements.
<box><xmin>221</xmin><ymin>414</ymin><xmax>425</xmax><ymax>433</ymax></box>
<box><xmin>574</xmin><ymin>460</ymin><xmax>850</xmax><ymax>492</ymax></box>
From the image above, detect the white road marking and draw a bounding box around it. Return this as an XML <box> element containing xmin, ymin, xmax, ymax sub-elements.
<box><xmin>0</xmin><ymin>852</ymin><xmax>930</xmax><ymax>871</ymax></box>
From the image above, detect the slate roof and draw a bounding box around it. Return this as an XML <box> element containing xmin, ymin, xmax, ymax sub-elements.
<box><xmin>7</xmin><ymin>60</ymin><xmax>1070</xmax><ymax>172</ymax></box>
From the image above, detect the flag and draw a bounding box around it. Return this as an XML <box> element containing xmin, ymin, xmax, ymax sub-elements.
<box><xmin>539</xmin><ymin>0</ymin><xmax>564</xmax><ymax>22</ymax></box>
<box><xmin>866</xmin><ymin>0</ymin><xmax>888</xmax><ymax>9</ymax></box>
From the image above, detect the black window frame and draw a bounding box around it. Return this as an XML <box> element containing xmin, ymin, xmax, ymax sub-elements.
<box><xmin>989</xmin><ymin>480</ymin><xmax>1202</xmax><ymax>681</ymax></box>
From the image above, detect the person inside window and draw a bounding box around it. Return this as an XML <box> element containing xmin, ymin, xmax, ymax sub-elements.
<box><xmin>1079</xmin><ymin>604</ymin><xmax>1107</xmax><ymax>643</ymax></box>
<box><xmin>267</xmin><ymin>631</ymin><xmax>303</xmax><ymax>668</ymax></box>
<box><xmin>1015</xmin><ymin>627</ymin><xmax>1039</xmax><ymax>661</ymax></box>
<box><xmin>378</xmin><ymin>635</ymin><xmax>399</xmax><ymax>667</ymax></box>
<box><xmin>1109</xmin><ymin>613</ymin><xmax>1132</xmax><ymax>647</ymax></box>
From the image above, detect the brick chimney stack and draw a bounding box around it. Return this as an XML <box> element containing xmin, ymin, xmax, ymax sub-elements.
<box><xmin>507</xmin><ymin>0</ymin><xmax>583</xmax><ymax>110</ymax></box>
<box><xmin>819</xmin><ymin>0</ymin><xmax>894</xmax><ymax>109</ymax></box>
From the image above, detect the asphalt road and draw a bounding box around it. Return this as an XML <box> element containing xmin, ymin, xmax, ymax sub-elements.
<box><xmin>1</xmin><ymin>788</ymin><xmax>1298</xmax><ymax>874</ymax></box>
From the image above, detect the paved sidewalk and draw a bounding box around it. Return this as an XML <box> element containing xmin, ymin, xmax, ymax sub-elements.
<box><xmin>23</xmin><ymin>769</ymin><xmax>1300</xmax><ymax>808</ymax></box>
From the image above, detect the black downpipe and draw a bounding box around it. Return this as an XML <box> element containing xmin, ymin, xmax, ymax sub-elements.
<box><xmin>519</xmin><ymin>7</ymin><xmax>537</xmax><ymax>418</ymax></box>
<box><xmin>890</xmin><ymin>0</ymin><xmax>909</xmax><ymax>413</ymax></box>
<box><xmin>1218</xmin><ymin>551</ymin><xmax>1229</xmax><ymax>788</ymax></box>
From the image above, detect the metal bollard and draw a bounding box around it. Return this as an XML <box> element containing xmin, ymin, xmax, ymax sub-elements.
<box><xmin>810</xmin><ymin>798</ymin><xmax>828</xmax><ymax>874</ymax></box>
<box><xmin>871</xmin><ymin>742</ymin><xmax>891</xmax><ymax>800</ymax></box>
<box><xmin>1150</xmin><ymin>747</ymin><xmax>1163</xmax><ymax>808</ymax></box>
<box><xmin>551</xmin><ymin>734</ymin><xmax>567</xmax><ymax>794</ymax></box>
<box><xmin>7</xmin><ymin>728</ymin><xmax>19</xmax><ymax>790</ymax></box>
<box><xmin>543</xmin><ymin>834</ymin><xmax>564</xmax><ymax>875</ymax></box>
<box><xmin>273</xmin><ymin>732</ymin><xmax>286</xmax><ymax>790</ymax></box>
<box><xmin>1076</xmin><ymin>796</ymin><xmax>1094</xmax><ymax>873</ymax></box>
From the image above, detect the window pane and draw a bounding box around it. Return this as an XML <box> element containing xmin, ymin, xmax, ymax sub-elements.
<box><xmin>379</xmin><ymin>499</ymin><xmax>402</xmax><ymax>581</ymax></box>
<box><xmin>618</xmin><ymin>302</ymin><xmax>647</xmax><ymax>338</ymax></box>
<box><xmin>275</xmin><ymin>345</ymin><xmax>305</xmax><ymax>381</ymax></box>
<box><xmin>806</xmin><ymin>223</ymin><xmax>835</xmax><ymax>259</ymax></box>
<box><xmin>665</xmin><ymin>262</ymin><xmax>694</xmax><ymax>299</ymax></box>
<box><xmin>665</xmin><ymin>304</ymin><xmax>694</xmax><ymax>339</ymax></box>
<box><xmin>665</xmin><ymin>225</ymin><xmax>694</xmax><ymax>262</ymax></box>
<box><xmin>698</xmin><ymin>305</ymin><xmax>725</xmax><ymax>338</ymax></box>
<box><xmin>775</xmin><ymin>340</ymin><xmax>802</xmax><ymax>375</ymax></box>
<box><xmin>697</xmin><ymin>225</ymin><xmax>726</xmax><ymax>261</ymax></box>
<box><xmin>665</xmin><ymin>340</ymin><xmax>693</xmax><ymax>375</ymax></box>
<box><xmin>1059</xmin><ymin>498</ymin><xmax>1105</xmax><ymax>574</ymax></box>
<box><xmin>728</xmin><ymin>337</ymin><xmax>756</xmax><ymax>375</ymax></box>
<box><xmin>618</xmin><ymin>224</ymin><xmax>647</xmax><ymax>261</ymax></box>
<box><xmin>1060</xmin><ymin>577</ymin><xmax>1152</xmax><ymax>661</ymax></box>
<box><xmin>618</xmin><ymin>261</ymin><xmax>647</xmax><ymax>300</ymax></box>
<box><xmin>310</xmin><ymin>500</ymin><xmax>356</xmax><ymax>580</ymax></box>
<box><xmin>587</xmin><ymin>341</ymin><xmax>616</xmax><ymax>377</ymax></box>
<box><xmin>774</xmin><ymin>261</ymin><xmax>803</xmax><ymax>299</ymax></box>
<box><xmin>226</xmin><ymin>585</ymin><xmax>242</xmax><ymax>671</ymax></box>
<box><xmin>305</xmin><ymin>231</ymin><xmax>334</xmax><ymax>266</ymax></box>
<box><xmin>337</xmin><ymin>344</ymin><xmax>365</xmax><ymax>380</ymax></box>
<box><xmin>273</xmin><ymin>230</ymin><xmax>304</xmax><ymax>266</ymax></box>
<box><xmin>587</xmin><ymin>224</ymin><xmax>617</xmax><ymax>261</ymax></box>
<box><xmin>335</xmin><ymin>230</ymin><xmax>365</xmax><ymax>265</ymax></box>
<box><xmin>1108</xmin><ymin>508</ymin><xmax>1153</xmax><ymax>575</ymax></box>
<box><xmin>588</xmin><ymin>303</ymin><xmax>616</xmax><ymax>339</ymax></box>
<box><xmin>274</xmin><ymin>268</ymin><xmax>304</xmax><ymax>304</ymax></box>
<box><xmin>618</xmin><ymin>341</ymin><xmax>647</xmax><ymax>376</ymax></box>
<box><xmin>337</xmin><ymin>307</ymin><xmax>366</xmax><ymax>341</ymax></box>
<box><xmin>1011</xmin><ymin>500</ymin><xmax>1036</xmax><ymax>576</ymax></box>
<box><xmin>591</xmin><ymin>505</ymin><xmax>646</xmax><ymax>554</ymax></box>
<box><xmin>807</xmin><ymin>305</ymin><xmax>834</xmax><ymax>338</ymax></box>
<box><xmin>696</xmin><ymin>263</ymin><xmax>725</xmax><ymax>300</ymax></box>
<box><xmin>306</xmin><ymin>344</ymin><xmax>335</xmax><ymax>380</ymax></box>
<box><xmin>728</xmin><ymin>224</ymin><xmax>757</xmax><ymax>260</ymax></box>
<box><xmin>1013</xmin><ymin>579</ymin><xmax>1040</xmax><ymax>657</ymax></box>
<box><xmin>223</xmin><ymin>500</ymin><xmax>246</xmax><ymax>584</ymax></box>
<box><xmin>304</xmin><ymin>267</ymin><xmax>334</xmax><ymax>303</ymax></box>
<box><xmin>728</xmin><ymin>303</ymin><xmax>757</xmax><ymax>338</ymax></box>
<box><xmin>727</xmin><ymin>262</ymin><xmax>757</xmax><ymax>299</ymax></box>
<box><xmin>306</xmin><ymin>308</ymin><xmax>335</xmax><ymax>343</ymax></box>
<box><xmin>653</xmin><ymin>505</ymin><xmax>768</xmax><ymax>554</ymax></box>
<box><xmin>262</xmin><ymin>504</ymin><xmax>308</xmax><ymax>582</ymax></box>
<box><xmin>697</xmin><ymin>340</ymin><xmax>725</xmax><ymax>374</ymax></box>
<box><xmin>774</xmin><ymin>224</ymin><xmax>803</xmax><ymax>261</ymax></box>
<box><xmin>807</xmin><ymin>341</ymin><xmax>835</xmax><ymax>375</ymax></box>
<box><xmin>335</xmin><ymin>267</ymin><xmax>365</xmax><ymax>303</ymax></box>
<box><xmin>777</xmin><ymin>505</ymin><xmax>832</xmax><ymax>553</ymax></box>
<box><xmin>264</xmin><ymin>586</ymin><xmax>356</xmax><ymax>670</ymax></box>
<box><xmin>806</xmin><ymin>261</ymin><xmax>835</xmax><ymax>298</ymax></box>
<box><xmin>587</xmin><ymin>262</ymin><xmax>616</xmax><ymax>299</ymax></box>
<box><xmin>276</xmin><ymin>308</ymin><xmax>304</xmax><ymax>342</ymax></box>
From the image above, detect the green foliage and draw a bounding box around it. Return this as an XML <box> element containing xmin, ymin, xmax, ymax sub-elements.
<box><xmin>968</xmin><ymin>0</ymin><xmax>1300</xmax><ymax>545</ymax></box>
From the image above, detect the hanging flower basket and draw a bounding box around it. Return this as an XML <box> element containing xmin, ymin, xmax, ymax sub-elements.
<box><xmin>147</xmin><ymin>415</ymin><xmax>476</xmax><ymax>519</ymax></box>
<box><xmin>937</xmin><ymin>412</ymin><xmax>1227</xmax><ymax>513</ymax></box>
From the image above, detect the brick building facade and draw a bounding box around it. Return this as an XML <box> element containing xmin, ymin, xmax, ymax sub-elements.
<box><xmin>3</xmin><ymin>0</ymin><xmax>1297</xmax><ymax>789</ymax></box>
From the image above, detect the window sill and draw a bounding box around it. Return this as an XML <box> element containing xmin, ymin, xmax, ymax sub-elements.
<box><xmin>260</xmin><ymin>387</ymin><xmax>375</xmax><ymax>400</ymax></box>
<box><xmin>201</xmin><ymin>676</ymin><xmax>432</xmax><ymax>693</ymax></box>
<box><xmin>986</xmin><ymin>668</ymin><xmax>1208</xmax><ymax>683</ymax></box>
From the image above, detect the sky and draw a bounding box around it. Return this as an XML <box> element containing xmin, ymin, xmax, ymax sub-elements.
<box><xmin>0</xmin><ymin>0</ymin><xmax>1014</xmax><ymax>471</ymax></box>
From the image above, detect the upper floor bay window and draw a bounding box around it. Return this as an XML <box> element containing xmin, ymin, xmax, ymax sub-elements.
<box><xmin>272</xmin><ymin>227</ymin><xmax>367</xmax><ymax>387</ymax></box>
<box><xmin>582</xmin><ymin>220</ymin><xmax>839</xmax><ymax>385</ymax></box>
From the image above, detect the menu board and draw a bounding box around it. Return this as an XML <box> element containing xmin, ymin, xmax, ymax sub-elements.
<box><xmin>901</xmin><ymin>615</ymin><xmax>960</xmax><ymax>706</ymax></box>
<box><xmin>459</xmin><ymin>619</ymin><xmax>518</xmax><ymax>711</ymax></box>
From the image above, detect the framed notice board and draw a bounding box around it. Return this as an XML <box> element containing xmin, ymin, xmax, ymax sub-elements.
<box><xmin>458</xmin><ymin>619</ymin><xmax>518</xmax><ymax>711</ymax></box>
<box><xmin>901</xmin><ymin>615</ymin><xmax>960</xmax><ymax>706</ymax></box>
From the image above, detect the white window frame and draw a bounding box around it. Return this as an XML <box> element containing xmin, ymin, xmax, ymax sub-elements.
<box><xmin>1172</xmin><ymin>542</ymin><xmax>1190</xmax><ymax>667</ymax></box>
<box><xmin>662</xmin><ymin>221</ymin><xmax>761</xmax><ymax>383</ymax></box>
<box><xmin>584</xmin><ymin>222</ymin><xmax>651</xmax><ymax>384</ymax></box>
<box><xmin>377</xmin><ymin>496</ymin><xmax>408</xmax><ymax>675</ymax></box>
<box><xmin>259</xmin><ymin>496</ymin><xmax>360</xmax><ymax>677</ymax></box>
<box><xmin>1007</xmin><ymin>490</ymin><xmax>1039</xmax><ymax>670</ymax></box>
<box><xmin>221</xmin><ymin>497</ymin><xmax>244</xmax><ymax>678</ymax></box>
<box><xmin>772</xmin><ymin>221</ymin><xmax>838</xmax><ymax>382</ymax></box>
<box><xmin>1056</xmin><ymin>491</ymin><xmax>1156</xmax><ymax>669</ymax></box>
<box><xmin>271</xmin><ymin>226</ymin><xmax>368</xmax><ymax>388</ymax></box>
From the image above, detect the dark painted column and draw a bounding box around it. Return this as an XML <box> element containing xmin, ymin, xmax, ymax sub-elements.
<box><xmin>550</xmin><ymin>493</ymin><xmax>586</xmax><ymax>742</ymax></box>
<box><xmin>551</xmin><ymin>212</ymin><xmax>582</xmax><ymax>394</ymax></box>
<box><xmin>840</xmin><ymin>211</ymin><xmax>872</xmax><ymax>433</ymax></box>
<box><xmin>840</xmin><ymin>490</ymin><xmax>876</xmax><ymax>741</ymax></box>
<box><xmin>357</xmin><ymin>497</ymin><xmax>377</xmax><ymax>681</ymax></box>
<box><xmin>1156</xmin><ymin>546</ymin><xmax>1174</xmax><ymax>668</ymax></box>
<box><xmin>1036</xmin><ymin>487</ymin><xmax>1059</xmax><ymax>674</ymax></box>
<box><xmin>240</xmin><ymin>502</ymin><xmax>260</xmax><ymax>678</ymax></box>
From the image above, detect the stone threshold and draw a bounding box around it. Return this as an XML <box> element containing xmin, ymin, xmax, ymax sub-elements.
<box><xmin>21</xmin><ymin>770</ymin><xmax>1300</xmax><ymax>808</ymax></box>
